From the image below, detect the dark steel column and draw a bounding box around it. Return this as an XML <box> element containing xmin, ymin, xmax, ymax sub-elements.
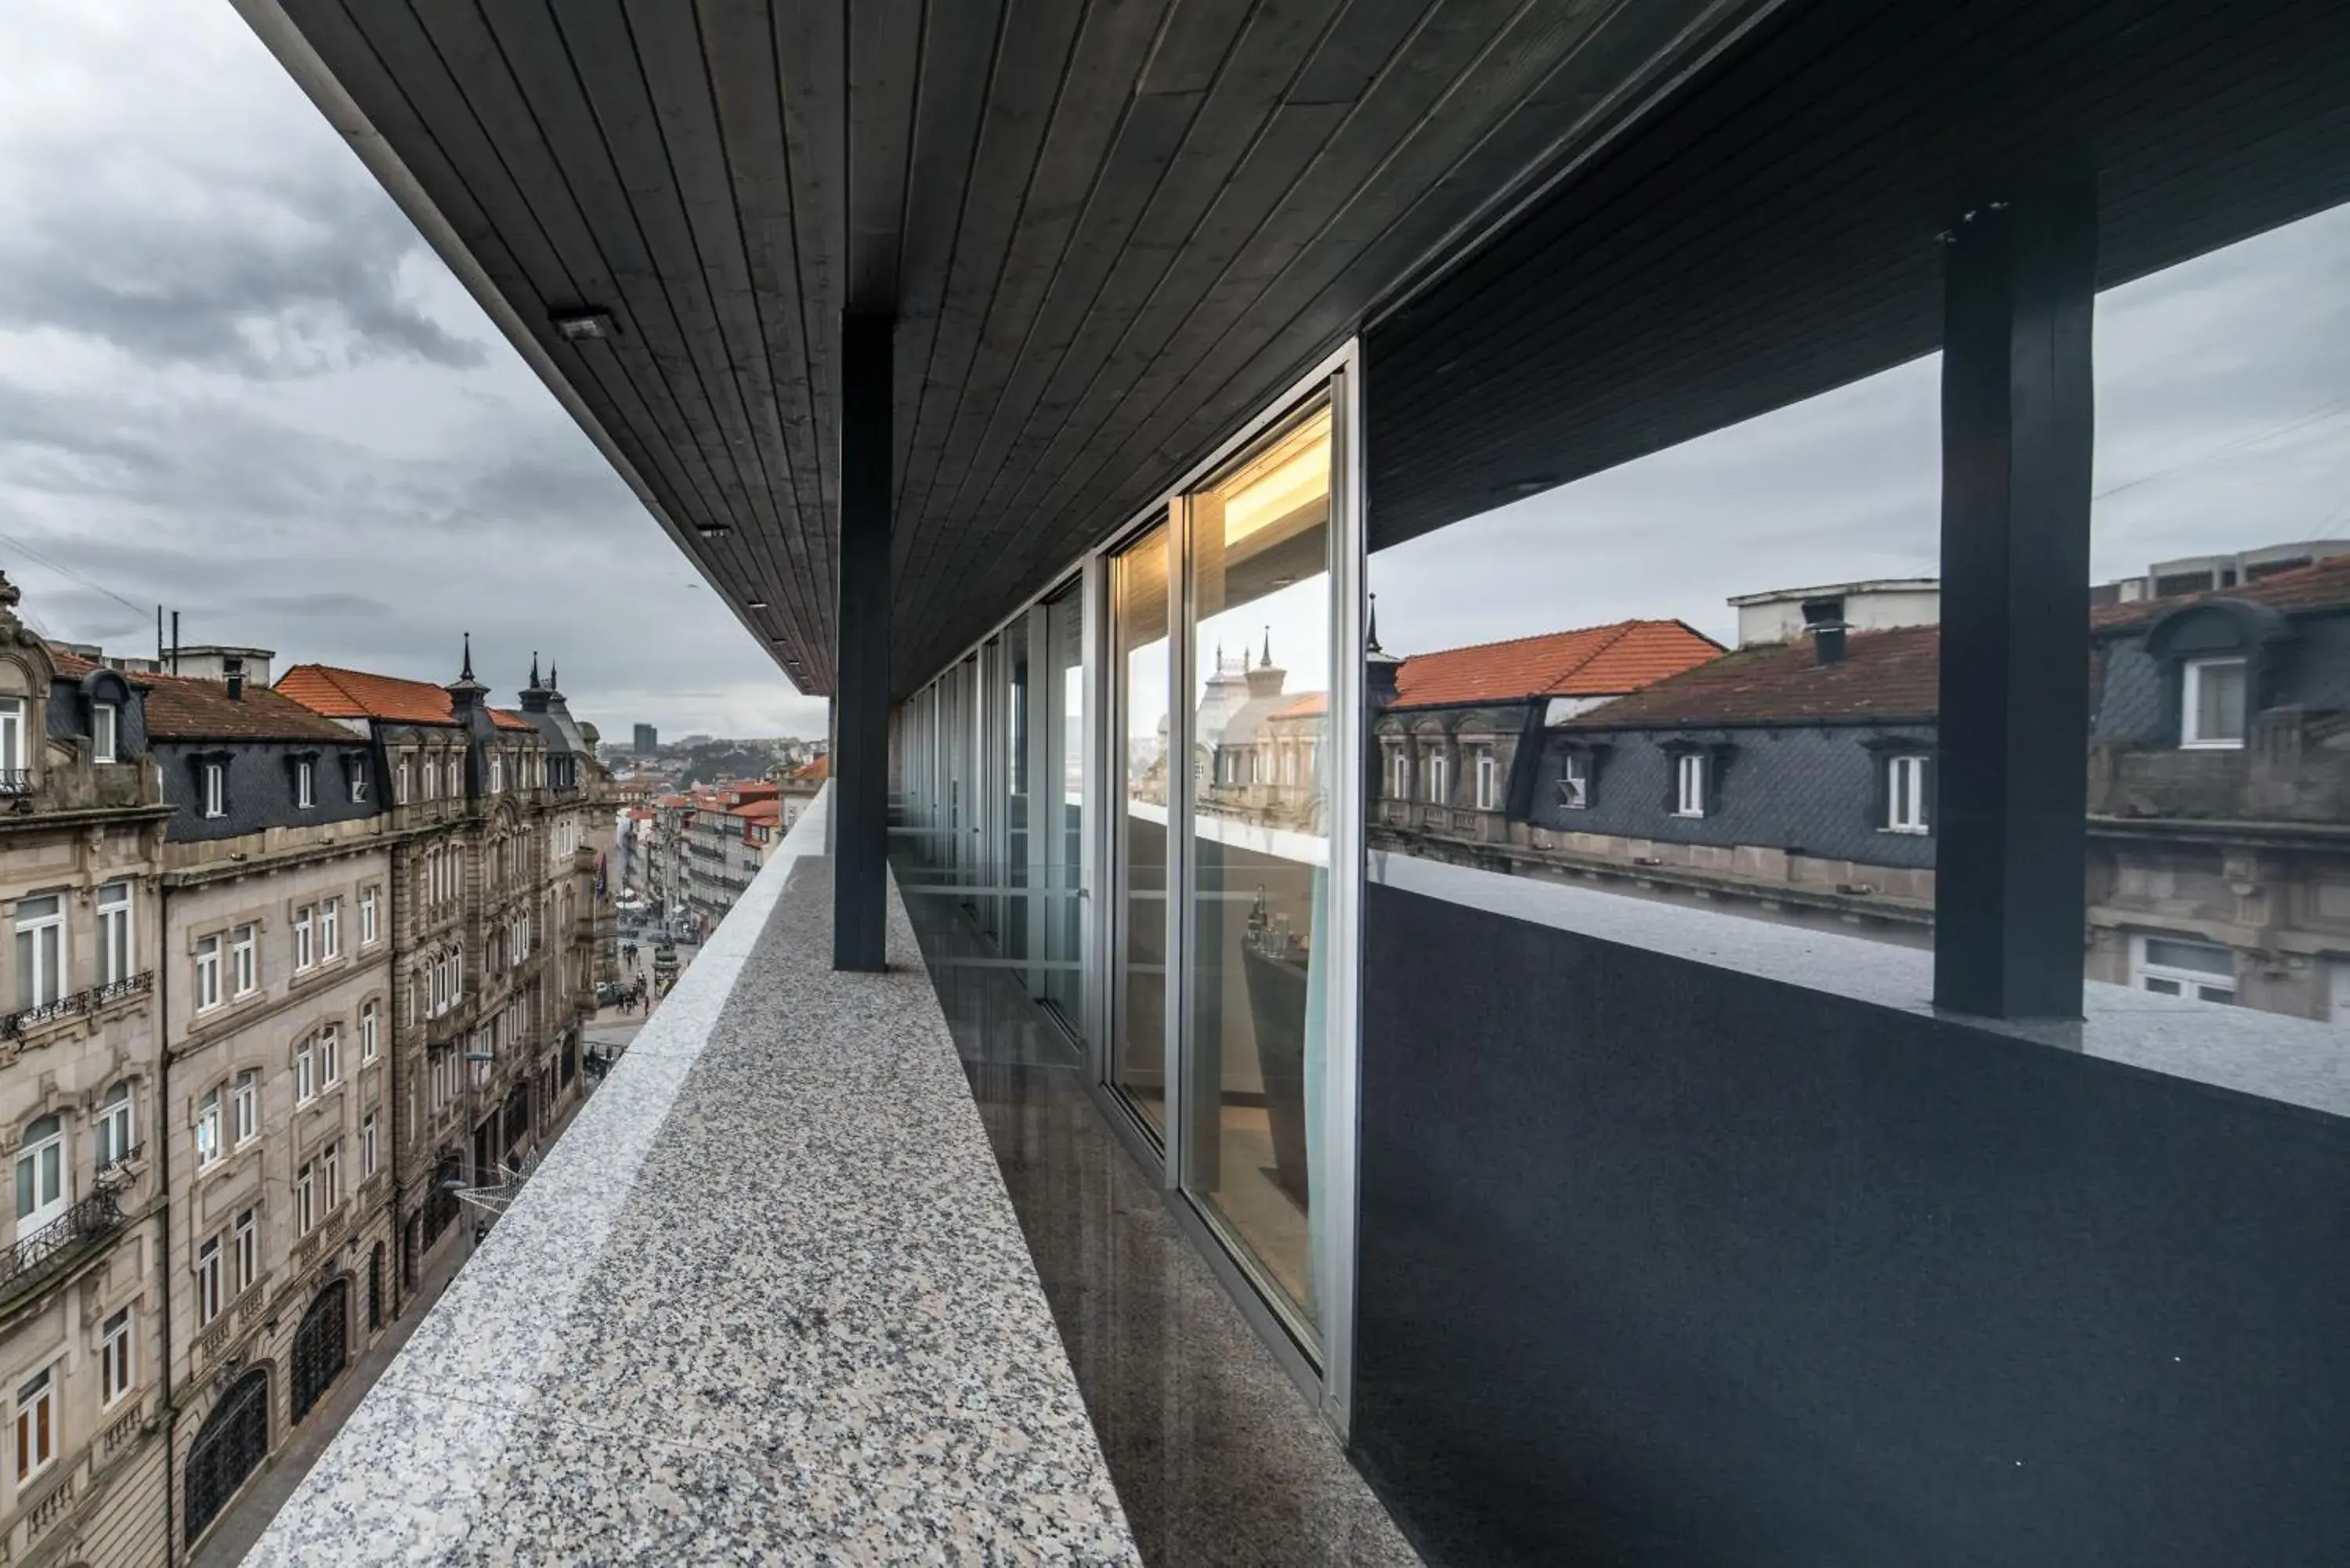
<box><xmin>1933</xmin><ymin>182</ymin><xmax>2098</xmax><ymax>1018</ymax></box>
<box><xmin>834</xmin><ymin>313</ymin><xmax>892</xmax><ymax>971</ymax></box>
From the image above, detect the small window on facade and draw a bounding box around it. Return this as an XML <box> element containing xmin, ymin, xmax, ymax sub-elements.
<box><xmin>320</xmin><ymin>898</ymin><xmax>340</xmax><ymax>960</ymax></box>
<box><xmin>359</xmin><ymin>886</ymin><xmax>378</xmax><ymax>945</ymax></box>
<box><xmin>296</xmin><ymin>1155</ymin><xmax>316</xmax><ymax>1235</ymax></box>
<box><xmin>233</xmin><ymin>1206</ymin><xmax>257</xmax><ymax>1292</ymax></box>
<box><xmin>2135</xmin><ymin>935</ymin><xmax>2237</xmax><ymax>1005</ymax></box>
<box><xmin>362</xmin><ymin>1111</ymin><xmax>378</xmax><ymax>1178</ymax></box>
<box><xmin>1673</xmin><ymin>752</ymin><xmax>1708</xmax><ymax>818</ymax></box>
<box><xmin>193</xmin><ymin>1087</ymin><xmax>221</xmax><ymax>1169</ymax></box>
<box><xmin>193</xmin><ymin>936</ymin><xmax>222</xmax><ymax>1013</ymax></box>
<box><xmin>92</xmin><ymin>702</ymin><xmax>118</xmax><ymax>764</ymax></box>
<box><xmin>232</xmin><ymin>1068</ymin><xmax>258</xmax><ymax>1145</ymax></box>
<box><xmin>423</xmin><ymin>757</ymin><xmax>439</xmax><ymax>800</ymax></box>
<box><xmin>202</xmin><ymin>761</ymin><xmax>226</xmax><ymax>818</ymax></box>
<box><xmin>1473</xmin><ymin>749</ymin><xmax>1499</xmax><ymax>811</ymax></box>
<box><xmin>360</xmin><ymin>1000</ymin><xmax>378</xmax><ymax>1063</ymax></box>
<box><xmin>295</xmin><ymin>1037</ymin><xmax>316</xmax><ymax>1102</ymax></box>
<box><xmin>349</xmin><ymin>757</ymin><xmax>368</xmax><ymax>803</ymax></box>
<box><xmin>15</xmin><ymin>894</ymin><xmax>64</xmax><ymax>1010</ymax></box>
<box><xmin>0</xmin><ymin>697</ymin><xmax>24</xmax><ymax>775</ymax></box>
<box><xmin>231</xmin><ymin>924</ymin><xmax>257</xmax><ymax>995</ymax></box>
<box><xmin>94</xmin><ymin>1082</ymin><xmax>132</xmax><ymax>1172</ymax></box>
<box><xmin>293</xmin><ymin>906</ymin><xmax>314</xmax><ymax>971</ymax></box>
<box><xmin>97</xmin><ymin>881</ymin><xmax>132</xmax><ymax>987</ymax></box>
<box><xmin>297</xmin><ymin>758</ymin><xmax>316</xmax><ymax>809</ymax></box>
<box><xmin>394</xmin><ymin>758</ymin><xmax>410</xmax><ymax>804</ymax></box>
<box><xmin>2182</xmin><ymin>656</ymin><xmax>2248</xmax><ymax>748</ymax></box>
<box><xmin>319</xmin><ymin>1027</ymin><xmax>340</xmax><ymax>1087</ymax></box>
<box><xmin>196</xmin><ymin>1234</ymin><xmax>222</xmax><ymax>1324</ymax></box>
<box><xmin>1885</xmin><ymin>753</ymin><xmax>1931</xmax><ymax>834</ymax></box>
<box><xmin>1424</xmin><ymin>750</ymin><xmax>1448</xmax><ymax>805</ymax></box>
<box><xmin>99</xmin><ymin>1308</ymin><xmax>132</xmax><ymax>1406</ymax></box>
<box><xmin>14</xmin><ymin>1365</ymin><xmax>55</xmax><ymax>1483</ymax></box>
<box><xmin>15</xmin><ymin>1114</ymin><xmax>65</xmax><ymax>1233</ymax></box>
<box><xmin>490</xmin><ymin>754</ymin><xmax>504</xmax><ymax>794</ymax></box>
<box><xmin>1558</xmin><ymin>753</ymin><xmax>1590</xmax><ymax>810</ymax></box>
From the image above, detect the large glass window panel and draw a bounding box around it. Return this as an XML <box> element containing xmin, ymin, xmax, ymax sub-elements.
<box><xmin>1036</xmin><ymin>582</ymin><xmax>1087</xmax><ymax>1033</ymax></box>
<box><xmin>1181</xmin><ymin>399</ymin><xmax>1334</xmax><ymax>1347</ymax></box>
<box><xmin>1110</xmin><ymin>520</ymin><xmax>1172</xmax><ymax>1136</ymax></box>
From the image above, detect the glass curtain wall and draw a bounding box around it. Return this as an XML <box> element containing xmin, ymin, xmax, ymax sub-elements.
<box><xmin>1111</xmin><ymin>521</ymin><xmax>1173</xmax><ymax>1136</ymax></box>
<box><xmin>1180</xmin><ymin>398</ymin><xmax>1336</xmax><ymax>1347</ymax></box>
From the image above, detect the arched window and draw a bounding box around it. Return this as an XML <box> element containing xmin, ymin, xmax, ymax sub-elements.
<box><xmin>14</xmin><ymin>1114</ymin><xmax>65</xmax><ymax>1233</ymax></box>
<box><xmin>94</xmin><ymin>1082</ymin><xmax>132</xmax><ymax>1172</ymax></box>
<box><xmin>185</xmin><ymin>1367</ymin><xmax>269</xmax><ymax>1545</ymax></box>
<box><xmin>291</xmin><ymin>1278</ymin><xmax>349</xmax><ymax>1424</ymax></box>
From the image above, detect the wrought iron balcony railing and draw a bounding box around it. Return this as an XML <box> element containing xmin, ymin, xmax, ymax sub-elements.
<box><xmin>0</xmin><ymin>768</ymin><xmax>31</xmax><ymax>797</ymax></box>
<box><xmin>1</xmin><ymin>970</ymin><xmax>153</xmax><ymax>1039</ymax></box>
<box><xmin>0</xmin><ymin>1189</ymin><xmax>124</xmax><ymax>1298</ymax></box>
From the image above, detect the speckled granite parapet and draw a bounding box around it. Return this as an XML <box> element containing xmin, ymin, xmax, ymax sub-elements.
<box><xmin>244</xmin><ymin>789</ymin><xmax>1139</xmax><ymax>1566</ymax></box>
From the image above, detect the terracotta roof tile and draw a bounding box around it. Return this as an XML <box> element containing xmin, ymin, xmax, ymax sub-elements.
<box><xmin>1272</xmin><ymin>693</ymin><xmax>1327</xmax><ymax>720</ymax></box>
<box><xmin>1389</xmin><ymin>620</ymin><xmax>1723</xmax><ymax>710</ymax></box>
<box><xmin>139</xmin><ymin>671</ymin><xmax>363</xmax><ymax>744</ymax></box>
<box><xmin>1566</xmin><ymin>624</ymin><xmax>1941</xmax><ymax>728</ymax></box>
<box><xmin>788</xmin><ymin>757</ymin><xmax>830</xmax><ymax>782</ymax></box>
<box><xmin>2094</xmin><ymin>553</ymin><xmax>2350</xmax><ymax>629</ymax></box>
<box><xmin>277</xmin><ymin>664</ymin><xmax>536</xmax><ymax>731</ymax></box>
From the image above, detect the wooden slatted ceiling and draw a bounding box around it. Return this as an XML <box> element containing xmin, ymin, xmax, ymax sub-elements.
<box><xmin>255</xmin><ymin>0</ymin><xmax>1751</xmax><ymax>693</ymax></box>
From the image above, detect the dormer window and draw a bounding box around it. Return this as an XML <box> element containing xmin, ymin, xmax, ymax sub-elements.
<box><xmin>202</xmin><ymin>761</ymin><xmax>226</xmax><ymax>820</ymax></box>
<box><xmin>394</xmin><ymin>757</ymin><xmax>410</xmax><ymax>804</ymax></box>
<box><xmin>92</xmin><ymin>703</ymin><xmax>117</xmax><ymax>764</ymax></box>
<box><xmin>490</xmin><ymin>754</ymin><xmax>504</xmax><ymax>794</ymax></box>
<box><xmin>349</xmin><ymin>757</ymin><xmax>369</xmax><ymax>803</ymax></box>
<box><xmin>1558</xmin><ymin>752</ymin><xmax>1591</xmax><ymax>810</ymax></box>
<box><xmin>297</xmin><ymin>758</ymin><xmax>316</xmax><ymax>809</ymax></box>
<box><xmin>1673</xmin><ymin>752</ymin><xmax>1708</xmax><ymax>818</ymax></box>
<box><xmin>0</xmin><ymin>698</ymin><xmax>24</xmax><ymax>777</ymax></box>
<box><xmin>2182</xmin><ymin>656</ymin><xmax>2247</xmax><ymax>749</ymax></box>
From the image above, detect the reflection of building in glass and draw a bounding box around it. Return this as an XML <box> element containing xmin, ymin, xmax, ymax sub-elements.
<box><xmin>1195</xmin><ymin>638</ymin><xmax>1327</xmax><ymax>831</ymax></box>
<box><xmin>1374</xmin><ymin>551</ymin><xmax>2350</xmax><ymax>1024</ymax></box>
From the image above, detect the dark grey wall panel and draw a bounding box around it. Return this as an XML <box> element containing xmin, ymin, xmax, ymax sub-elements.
<box><xmin>1355</xmin><ymin>881</ymin><xmax>2350</xmax><ymax>1568</ymax></box>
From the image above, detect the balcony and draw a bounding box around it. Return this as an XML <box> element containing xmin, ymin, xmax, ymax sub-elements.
<box><xmin>0</xmin><ymin>1189</ymin><xmax>124</xmax><ymax>1313</ymax></box>
<box><xmin>1</xmin><ymin>970</ymin><xmax>153</xmax><ymax>1041</ymax></box>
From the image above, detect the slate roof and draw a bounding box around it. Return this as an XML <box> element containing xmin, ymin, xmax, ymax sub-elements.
<box><xmin>277</xmin><ymin>663</ymin><xmax>537</xmax><ymax>731</ymax></box>
<box><xmin>1564</xmin><ymin>623</ymin><xmax>1941</xmax><ymax>728</ymax></box>
<box><xmin>52</xmin><ymin>648</ymin><xmax>359</xmax><ymax>743</ymax></box>
<box><xmin>1388</xmin><ymin>620</ymin><xmax>1723</xmax><ymax>710</ymax></box>
<box><xmin>2093</xmin><ymin>553</ymin><xmax>2350</xmax><ymax>630</ymax></box>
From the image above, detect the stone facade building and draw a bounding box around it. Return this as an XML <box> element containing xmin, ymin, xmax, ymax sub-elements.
<box><xmin>0</xmin><ymin>585</ymin><xmax>173</xmax><ymax>1568</ymax></box>
<box><xmin>141</xmin><ymin>668</ymin><xmax>396</xmax><ymax>1559</ymax></box>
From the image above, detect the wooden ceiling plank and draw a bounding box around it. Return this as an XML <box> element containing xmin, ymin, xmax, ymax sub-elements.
<box><xmin>774</xmin><ymin>0</ymin><xmax>850</xmax><ymax>649</ymax></box>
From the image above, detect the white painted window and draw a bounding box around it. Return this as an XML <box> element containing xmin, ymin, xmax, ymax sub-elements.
<box><xmin>490</xmin><ymin>754</ymin><xmax>504</xmax><ymax>794</ymax></box>
<box><xmin>231</xmin><ymin>1069</ymin><xmax>258</xmax><ymax>1146</ymax></box>
<box><xmin>359</xmin><ymin>887</ymin><xmax>378</xmax><ymax>946</ymax></box>
<box><xmin>99</xmin><ymin>1308</ymin><xmax>132</xmax><ymax>1407</ymax></box>
<box><xmin>394</xmin><ymin>759</ymin><xmax>410</xmax><ymax>804</ymax></box>
<box><xmin>1425</xmin><ymin>750</ymin><xmax>1448</xmax><ymax>805</ymax></box>
<box><xmin>323</xmin><ymin>1141</ymin><xmax>341</xmax><ymax>1212</ymax></box>
<box><xmin>0</xmin><ymin>698</ymin><xmax>24</xmax><ymax>774</ymax></box>
<box><xmin>423</xmin><ymin>757</ymin><xmax>439</xmax><ymax>800</ymax></box>
<box><xmin>193</xmin><ymin>1089</ymin><xmax>221</xmax><ymax>1169</ymax></box>
<box><xmin>2133</xmin><ymin>935</ymin><xmax>2236</xmax><ymax>1005</ymax></box>
<box><xmin>14</xmin><ymin>895</ymin><xmax>63</xmax><ymax>1010</ymax></box>
<box><xmin>1885</xmin><ymin>753</ymin><xmax>1930</xmax><ymax>833</ymax></box>
<box><xmin>360</xmin><ymin>1001</ymin><xmax>379</xmax><ymax>1063</ymax></box>
<box><xmin>293</xmin><ymin>906</ymin><xmax>314</xmax><ymax>971</ymax></box>
<box><xmin>295</xmin><ymin>1038</ymin><xmax>316</xmax><ymax>1103</ymax></box>
<box><xmin>297</xmin><ymin>758</ymin><xmax>316</xmax><ymax>808</ymax></box>
<box><xmin>94</xmin><ymin>1083</ymin><xmax>132</xmax><ymax>1171</ymax></box>
<box><xmin>362</xmin><ymin>1111</ymin><xmax>378</xmax><ymax>1178</ymax></box>
<box><xmin>1388</xmin><ymin>749</ymin><xmax>1408</xmax><ymax>800</ymax></box>
<box><xmin>97</xmin><ymin>882</ymin><xmax>132</xmax><ymax>987</ymax></box>
<box><xmin>196</xmin><ymin>1234</ymin><xmax>222</xmax><ymax>1324</ymax></box>
<box><xmin>92</xmin><ymin>703</ymin><xmax>118</xmax><ymax>764</ymax></box>
<box><xmin>202</xmin><ymin>761</ymin><xmax>226</xmax><ymax>818</ymax></box>
<box><xmin>233</xmin><ymin>1207</ymin><xmax>257</xmax><ymax>1292</ymax></box>
<box><xmin>1558</xmin><ymin>753</ymin><xmax>1590</xmax><ymax>810</ymax></box>
<box><xmin>348</xmin><ymin>757</ymin><xmax>368</xmax><ymax>803</ymax></box>
<box><xmin>1473</xmin><ymin>749</ymin><xmax>1499</xmax><ymax>811</ymax></box>
<box><xmin>318</xmin><ymin>1027</ymin><xmax>340</xmax><ymax>1088</ymax></box>
<box><xmin>2182</xmin><ymin>656</ymin><xmax>2248</xmax><ymax>748</ymax></box>
<box><xmin>231</xmin><ymin>924</ymin><xmax>256</xmax><ymax>996</ymax></box>
<box><xmin>13</xmin><ymin>1365</ymin><xmax>55</xmax><ymax>1483</ymax></box>
<box><xmin>295</xmin><ymin>1156</ymin><xmax>317</xmax><ymax>1235</ymax></box>
<box><xmin>14</xmin><ymin>1115</ymin><xmax>65</xmax><ymax>1234</ymax></box>
<box><xmin>1674</xmin><ymin>752</ymin><xmax>1708</xmax><ymax>818</ymax></box>
<box><xmin>320</xmin><ymin>898</ymin><xmax>340</xmax><ymax>960</ymax></box>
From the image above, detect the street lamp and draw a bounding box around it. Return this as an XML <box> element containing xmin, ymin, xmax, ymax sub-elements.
<box><xmin>460</xmin><ymin>1050</ymin><xmax>495</xmax><ymax>1258</ymax></box>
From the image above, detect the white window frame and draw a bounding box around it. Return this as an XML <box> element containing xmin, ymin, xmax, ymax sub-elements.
<box><xmin>359</xmin><ymin>887</ymin><xmax>378</xmax><ymax>946</ymax></box>
<box><xmin>202</xmin><ymin>761</ymin><xmax>226</xmax><ymax>819</ymax></box>
<box><xmin>394</xmin><ymin>758</ymin><xmax>410</xmax><ymax>805</ymax></box>
<box><xmin>92</xmin><ymin>702</ymin><xmax>118</xmax><ymax>764</ymax></box>
<box><xmin>2131</xmin><ymin>934</ymin><xmax>2237</xmax><ymax>1005</ymax></box>
<box><xmin>2182</xmin><ymin>655</ymin><xmax>2249</xmax><ymax>750</ymax></box>
<box><xmin>348</xmin><ymin>757</ymin><xmax>368</xmax><ymax>803</ymax></box>
<box><xmin>13</xmin><ymin>1364</ymin><xmax>56</xmax><ymax>1484</ymax></box>
<box><xmin>292</xmin><ymin>906</ymin><xmax>314</xmax><ymax>972</ymax></box>
<box><xmin>15</xmin><ymin>1115</ymin><xmax>66</xmax><ymax>1234</ymax></box>
<box><xmin>99</xmin><ymin>1307</ymin><xmax>132</xmax><ymax>1407</ymax></box>
<box><xmin>0</xmin><ymin>698</ymin><xmax>24</xmax><ymax>773</ymax></box>
<box><xmin>1558</xmin><ymin>752</ymin><xmax>1590</xmax><ymax>810</ymax></box>
<box><xmin>14</xmin><ymin>895</ymin><xmax>65</xmax><ymax>1011</ymax></box>
<box><xmin>1673</xmin><ymin>752</ymin><xmax>1708</xmax><ymax>818</ymax></box>
<box><xmin>231</xmin><ymin>1068</ymin><xmax>258</xmax><ymax>1146</ymax></box>
<box><xmin>231</xmin><ymin>923</ymin><xmax>257</xmax><ymax>997</ymax></box>
<box><xmin>423</xmin><ymin>757</ymin><xmax>439</xmax><ymax>800</ymax></box>
<box><xmin>490</xmin><ymin>753</ymin><xmax>504</xmax><ymax>794</ymax></box>
<box><xmin>320</xmin><ymin>898</ymin><xmax>340</xmax><ymax>961</ymax></box>
<box><xmin>94</xmin><ymin>1082</ymin><xmax>132</xmax><ymax>1171</ymax></box>
<box><xmin>297</xmin><ymin>757</ymin><xmax>316</xmax><ymax>809</ymax></box>
<box><xmin>362</xmin><ymin>1111</ymin><xmax>378</xmax><ymax>1178</ymax></box>
<box><xmin>1885</xmin><ymin>753</ymin><xmax>1931</xmax><ymax>834</ymax></box>
<box><xmin>295</xmin><ymin>1037</ymin><xmax>316</xmax><ymax>1103</ymax></box>
<box><xmin>1424</xmin><ymin>750</ymin><xmax>1448</xmax><ymax>805</ymax></box>
<box><xmin>295</xmin><ymin>1156</ymin><xmax>317</xmax><ymax>1235</ymax></box>
<box><xmin>360</xmin><ymin>1000</ymin><xmax>379</xmax><ymax>1063</ymax></box>
<box><xmin>193</xmin><ymin>1088</ymin><xmax>222</xmax><ymax>1169</ymax></box>
<box><xmin>1473</xmin><ymin>748</ymin><xmax>1499</xmax><ymax>811</ymax></box>
<box><xmin>196</xmin><ymin>1234</ymin><xmax>222</xmax><ymax>1324</ymax></box>
<box><xmin>97</xmin><ymin>882</ymin><xmax>132</xmax><ymax>987</ymax></box>
<box><xmin>233</xmin><ymin>1206</ymin><xmax>258</xmax><ymax>1292</ymax></box>
<box><xmin>1387</xmin><ymin>747</ymin><xmax>1408</xmax><ymax>800</ymax></box>
<box><xmin>318</xmin><ymin>1026</ymin><xmax>340</xmax><ymax>1088</ymax></box>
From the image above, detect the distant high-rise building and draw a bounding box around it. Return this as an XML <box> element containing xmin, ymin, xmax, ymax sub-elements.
<box><xmin>634</xmin><ymin>723</ymin><xmax>658</xmax><ymax>754</ymax></box>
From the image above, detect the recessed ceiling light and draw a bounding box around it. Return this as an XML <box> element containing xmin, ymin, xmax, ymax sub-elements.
<box><xmin>696</xmin><ymin>523</ymin><xmax>732</xmax><ymax>538</ymax></box>
<box><xmin>1493</xmin><ymin>476</ymin><xmax>1554</xmax><ymax>496</ymax></box>
<box><xmin>550</xmin><ymin>305</ymin><xmax>616</xmax><ymax>341</ymax></box>
<box><xmin>744</xmin><ymin>598</ymin><xmax>768</xmax><ymax>610</ymax></box>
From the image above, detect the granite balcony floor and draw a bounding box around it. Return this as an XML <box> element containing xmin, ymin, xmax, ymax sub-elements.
<box><xmin>893</xmin><ymin>861</ymin><xmax>1420</xmax><ymax>1568</ymax></box>
<box><xmin>244</xmin><ymin>796</ymin><xmax>1137</xmax><ymax>1566</ymax></box>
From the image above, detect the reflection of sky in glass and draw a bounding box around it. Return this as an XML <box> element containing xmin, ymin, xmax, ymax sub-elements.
<box><xmin>1123</xmin><ymin>575</ymin><xmax>1332</xmax><ymax>740</ymax></box>
<box><xmin>1371</xmin><ymin>199</ymin><xmax>2350</xmax><ymax>662</ymax></box>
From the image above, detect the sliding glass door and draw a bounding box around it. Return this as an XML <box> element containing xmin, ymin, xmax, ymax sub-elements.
<box><xmin>1180</xmin><ymin>398</ymin><xmax>1336</xmax><ymax>1349</ymax></box>
<box><xmin>1110</xmin><ymin>518</ymin><xmax>1173</xmax><ymax>1138</ymax></box>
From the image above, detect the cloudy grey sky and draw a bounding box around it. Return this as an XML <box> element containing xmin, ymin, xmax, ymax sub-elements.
<box><xmin>0</xmin><ymin>0</ymin><xmax>826</xmax><ymax>743</ymax></box>
<box><xmin>1375</xmin><ymin>197</ymin><xmax>2350</xmax><ymax>656</ymax></box>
